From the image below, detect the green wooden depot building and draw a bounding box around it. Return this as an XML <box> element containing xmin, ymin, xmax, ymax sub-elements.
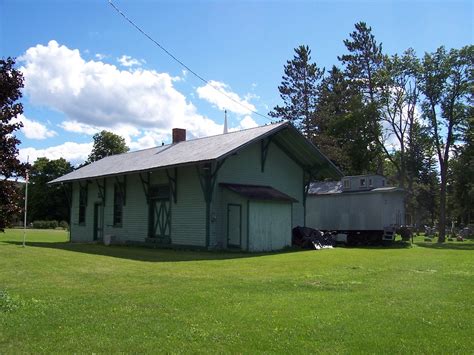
<box><xmin>51</xmin><ymin>121</ymin><xmax>341</xmax><ymax>251</ymax></box>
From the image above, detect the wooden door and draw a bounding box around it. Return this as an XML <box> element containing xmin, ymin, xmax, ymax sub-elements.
<box><xmin>93</xmin><ymin>203</ymin><xmax>103</xmax><ymax>241</ymax></box>
<box><xmin>148</xmin><ymin>185</ymin><xmax>171</xmax><ymax>242</ymax></box>
<box><xmin>227</xmin><ymin>204</ymin><xmax>241</xmax><ymax>248</ymax></box>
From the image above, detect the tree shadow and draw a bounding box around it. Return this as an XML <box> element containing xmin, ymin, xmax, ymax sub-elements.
<box><xmin>341</xmin><ymin>241</ymin><xmax>413</xmax><ymax>250</ymax></box>
<box><xmin>415</xmin><ymin>242</ymin><xmax>474</xmax><ymax>251</ymax></box>
<box><xmin>3</xmin><ymin>241</ymin><xmax>302</xmax><ymax>262</ymax></box>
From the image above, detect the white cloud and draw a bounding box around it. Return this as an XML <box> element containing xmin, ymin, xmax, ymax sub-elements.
<box><xmin>13</xmin><ymin>114</ymin><xmax>56</xmax><ymax>139</ymax></box>
<box><xmin>95</xmin><ymin>53</ymin><xmax>106</xmax><ymax>60</ymax></box>
<box><xmin>239</xmin><ymin>116</ymin><xmax>259</xmax><ymax>129</ymax></box>
<box><xmin>59</xmin><ymin>120</ymin><xmax>100</xmax><ymax>135</ymax></box>
<box><xmin>19</xmin><ymin>142</ymin><xmax>93</xmax><ymax>166</ymax></box>
<box><xmin>196</xmin><ymin>80</ymin><xmax>256</xmax><ymax>115</ymax></box>
<box><xmin>117</xmin><ymin>55</ymin><xmax>144</xmax><ymax>67</ymax></box>
<box><xmin>228</xmin><ymin>115</ymin><xmax>259</xmax><ymax>132</ymax></box>
<box><xmin>19</xmin><ymin>40</ymin><xmax>223</xmax><ymax>139</ymax></box>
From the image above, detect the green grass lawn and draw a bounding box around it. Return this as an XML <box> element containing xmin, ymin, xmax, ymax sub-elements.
<box><xmin>1</xmin><ymin>229</ymin><xmax>473</xmax><ymax>353</ymax></box>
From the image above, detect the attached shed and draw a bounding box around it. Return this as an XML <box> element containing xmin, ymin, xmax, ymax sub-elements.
<box><xmin>51</xmin><ymin>121</ymin><xmax>341</xmax><ymax>251</ymax></box>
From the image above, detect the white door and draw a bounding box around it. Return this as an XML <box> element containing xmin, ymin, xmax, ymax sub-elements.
<box><xmin>248</xmin><ymin>201</ymin><xmax>292</xmax><ymax>251</ymax></box>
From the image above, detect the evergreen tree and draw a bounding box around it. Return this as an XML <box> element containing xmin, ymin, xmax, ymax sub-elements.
<box><xmin>270</xmin><ymin>45</ymin><xmax>324</xmax><ymax>136</ymax></box>
<box><xmin>0</xmin><ymin>58</ymin><xmax>27</xmax><ymax>231</ymax></box>
<box><xmin>315</xmin><ymin>66</ymin><xmax>373</xmax><ymax>174</ymax></box>
<box><xmin>339</xmin><ymin>22</ymin><xmax>385</xmax><ymax>173</ymax></box>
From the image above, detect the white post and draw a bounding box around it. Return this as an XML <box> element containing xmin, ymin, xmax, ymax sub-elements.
<box><xmin>22</xmin><ymin>157</ymin><xmax>29</xmax><ymax>248</ymax></box>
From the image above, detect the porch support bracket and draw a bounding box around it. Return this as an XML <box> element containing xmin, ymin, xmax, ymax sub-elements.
<box><xmin>78</xmin><ymin>180</ymin><xmax>89</xmax><ymax>206</ymax></box>
<box><xmin>114</xmin><ymin>175</ymin><xmax>127</xmax><ymax>206</ymax></box>
<box><xmin>166</xmin><ymin>167</ymin><xmax>178</xmax><ymax>204</ymax></box>
<box><xmin>196</xmin><ymin>159</ymin><xmax>226</xmax><ymax>247</ymax></box>
<box><xmin>139</xmin><ymin>172</ymin><xmax>151</xmax><ymax>204</ymax></box>
<box><xmin>61</xmin><ymin>182</ymin><xmax>72</xmax><ymax>209</ymax></box>
<box><xmin>96</xmin><ymin>178</ymin><xmax>106</xmax><ymax>205</ymax></box>
<box><xmin>260</xmin><ymin>137</ymin><xmax>273</xmax><ymax>172</ymax></box>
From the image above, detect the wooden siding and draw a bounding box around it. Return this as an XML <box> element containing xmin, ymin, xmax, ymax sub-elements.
<box><xmin>70</xmin><ymin>181</ymin><xmax>99</xmax><ymax>242</ymax></box>
<box><xmin>170</xmin><ymin>166</ymin><xmax>206</xmax><ymax>246</ymax></box>
<box><xmin>70</xmin><ymin>138</ymin><xmax>307</xmax><ymax>248</ymax></box>
<box><xmin>70</xmin><ymin>166</ymin><xmax>206</xmax><ymax>247</ymax></box>
<box><xmin>213</xmin><ymin>140</ymin><xmax>304</xmax><ymax>247</ymax></box>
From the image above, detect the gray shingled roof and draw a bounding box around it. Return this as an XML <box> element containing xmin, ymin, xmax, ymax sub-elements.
<box><xmin>51</xmin><ymin>121</ymin><xmax>342</xmax><ymax>184</ymax></box>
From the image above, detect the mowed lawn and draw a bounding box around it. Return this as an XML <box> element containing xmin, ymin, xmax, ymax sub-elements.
<box><xmin>0</xmin><ymin>229</ymin><xmax>473</xmax><ymax>353</ymax></box>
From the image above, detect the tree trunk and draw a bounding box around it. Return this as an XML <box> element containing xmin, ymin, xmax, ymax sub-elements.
<box><xmin>438</xmin><ymin>167</ymin><xmax>447</xmax><ymax>243</ymax></box>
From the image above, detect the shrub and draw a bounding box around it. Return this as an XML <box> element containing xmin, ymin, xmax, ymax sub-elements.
<box><xmin>59</xmin><ymin>220</ymin><xmax>69</xmax><ymax>230</ymax></box>
<box><xmin>32</xmin><ymin>220</ymin><xmax>58</xmax><ymax>229</ymax></box>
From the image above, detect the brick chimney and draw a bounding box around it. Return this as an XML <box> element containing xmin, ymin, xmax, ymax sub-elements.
<box><xmin>172</xmin><ymin>128</ymin><xmax>186</xmax><ymax>143</ymax></box>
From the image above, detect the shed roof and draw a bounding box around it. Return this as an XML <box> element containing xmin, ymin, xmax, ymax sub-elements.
<box><xmin>220</xmin><ymin>183</ymin><xmax>298</xmax><ymax>202</ymax></box>
<box><xmin>51</xmin><ymin>121</ymin><xmax>342</xmax><ymax>184</ymax></box>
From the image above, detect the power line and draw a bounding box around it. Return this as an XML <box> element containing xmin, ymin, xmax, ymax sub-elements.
<box><xmin>108</xmin><ymin>0</ymin><xmax>273</xmax><ymax>122</ymax></box>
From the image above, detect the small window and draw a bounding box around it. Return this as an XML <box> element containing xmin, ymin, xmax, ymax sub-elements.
<box><xmin>149</xmin><ymin>185</ymin><xmax>170</xmax><ymax>200</ymax></box>
<box><xmin>343</xmin><ymin>179</ymin><xmax>351</xmax><ymax>189</ymax></box>
<box><xmin>113</xmin><ymin>183</ymin><xmax>124</xmax><ymax>226</ymax></box>
<box><xmin>368</xmin><ymin>178</ymin><xmax>373</xmax><ymax>187</ymax></box>
<box><xmin>78</xmin><ymin>185</ymin><xmax>87</xmax><ymax>224</ymax></box>
<box><xmin>382</xmin><ymin>180</ymin><xmax>385</xmax><ymax>187</ymax></box>
<box><xmin>360</xmin><ymin>178</ymin><xmax>366</xmax><ymax>187</ymax></box>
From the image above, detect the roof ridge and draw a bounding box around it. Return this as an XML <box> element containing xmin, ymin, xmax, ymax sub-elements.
<box><xmin>172</xmin><ymin>120</ymin><xmax>286</xmax><ymax>145</ymax></box>
<box><xmin>111</xmin><ymin>121</ymin><xmax>286</xmax><ymax>155</ymax></box>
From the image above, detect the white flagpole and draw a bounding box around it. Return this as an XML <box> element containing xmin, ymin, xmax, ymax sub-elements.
<box><xmin>22</xmin><ymin>156</ymin><xmax>29</xmax><ymax>248</ymax></box>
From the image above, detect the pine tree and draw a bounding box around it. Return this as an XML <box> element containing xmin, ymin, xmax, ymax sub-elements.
<box><xmin>339</xmin><ymin>22</ymin><xmax>385</xmax><ymax>173</ymax></box>
<box><xmin>314</xmin><ymin>66</ymin><xmax>373</xmax><ymax>174</ymax></box>
<box><xmin>270</xmin><ymin>45</ymin><xmax>324</xmax><ymax>137</ymax></box>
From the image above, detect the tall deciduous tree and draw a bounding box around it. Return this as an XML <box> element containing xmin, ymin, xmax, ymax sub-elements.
<box><xmin>87</xmin><ymin>130</ymin><xmax>129</xmax><ymax>163</ymax></box>
<box><xmin>28</xmin><ymin>157</ymin><xmax>74</xmax><ymax>223</ymax></box>
<box><xmin>419</xmin><ymin>45</ymin><xmax>473</xmax><ymax>242</ymax></box>
<box><xmin>0</xmin><ymin>58</ymin><xmax>27</xmax><ymax>231</ymax></box>
<box><xmin>270</xmin><ymin>45</ymin><xmax>324</xmax><ymax>136</ymax></box>
<box><xmin>379</xmin><ymin>49</ymin><xmax>421</xmax><ymax>189</ymax></box>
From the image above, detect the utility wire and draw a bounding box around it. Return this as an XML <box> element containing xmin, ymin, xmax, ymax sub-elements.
<box><xmin>108</xmin><ymin>0</ymin><xmax>273</xmax><ymax>122</ymax></box>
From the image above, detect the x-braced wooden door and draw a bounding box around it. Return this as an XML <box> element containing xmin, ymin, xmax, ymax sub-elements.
<box><xmin>149</xmin><ymin>185</ymin><xmax>171</xmax><ymax>243</ymax></box>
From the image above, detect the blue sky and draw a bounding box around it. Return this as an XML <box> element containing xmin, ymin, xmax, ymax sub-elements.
<box><xmin>1</xmin><ymin>0</ymin><xmax>472</xmax><ymax>165</ymax></box>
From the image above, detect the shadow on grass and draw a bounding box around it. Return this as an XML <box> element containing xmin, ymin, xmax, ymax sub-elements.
<box><xmin>415</xmin><ymin>242</ymin><xmax>474</xmax><ymax>251</ymax></box>
<box><xmin>3</xmin><ymin>240</ymin><xmax>302</xmax><ymax>262</ymax></box>
<box><xmin>341</xmin><ymin>241</ymin><xmax>413</xmax><ymax>250</ymax></box>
